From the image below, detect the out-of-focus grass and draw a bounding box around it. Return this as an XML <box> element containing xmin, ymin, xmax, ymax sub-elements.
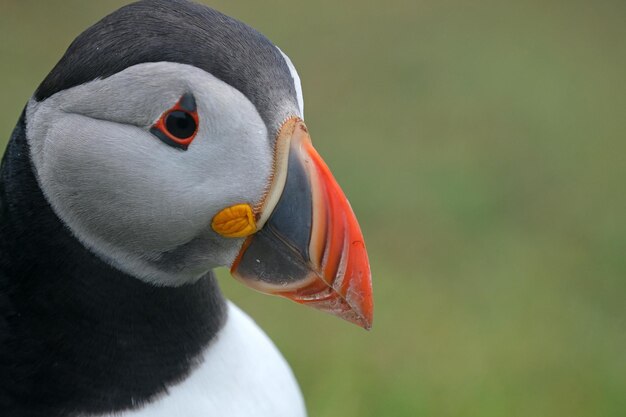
<box><xmin>1</xmin><ymin>1</ymin><xmax>625</xmax><ymax>416</ymax></box>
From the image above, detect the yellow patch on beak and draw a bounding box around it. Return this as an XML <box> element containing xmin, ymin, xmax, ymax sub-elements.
<box><xmin>211</xmin><ymin>204</ymin><xmax>257</xmax><ymax>238</ymax></box>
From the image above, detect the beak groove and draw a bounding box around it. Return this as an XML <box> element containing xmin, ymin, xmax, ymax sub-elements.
<box><xmin>230</xmin><ymin>119</ymin><xmax>373</xmax><ymax>329</ymax></box>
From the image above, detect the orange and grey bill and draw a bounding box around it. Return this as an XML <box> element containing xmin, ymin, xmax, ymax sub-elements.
<box><xmin>231</xmin><ymin>118</ymin><xmax>373</xmax><ymax>329</ymax></box>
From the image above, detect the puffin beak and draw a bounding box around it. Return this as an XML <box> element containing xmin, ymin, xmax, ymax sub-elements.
<box><xmin>229</xmin><ymin>118</ymin><xmax>373</xmax><ymax>329</ymax></box>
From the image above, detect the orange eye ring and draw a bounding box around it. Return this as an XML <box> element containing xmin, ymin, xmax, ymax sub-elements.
<box><xmin>150</xmin><ymin>93</ymin><xmax>199</xmax><ymax>150</ymax></box>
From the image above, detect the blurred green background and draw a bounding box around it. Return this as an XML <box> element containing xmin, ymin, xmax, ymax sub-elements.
<box><xmin>1</xmin><ymin>1</ymin><xmax>625</xmax><ymax>416</ymax></box>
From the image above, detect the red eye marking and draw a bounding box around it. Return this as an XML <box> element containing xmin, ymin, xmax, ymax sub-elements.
<box><xmin>150</xmin><ymin>93</ymin><xmax>199</xmax><ymax>150</ymax></box>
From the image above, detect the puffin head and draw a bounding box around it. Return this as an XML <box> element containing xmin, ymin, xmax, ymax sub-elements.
<box><xmin>25</xmin><ymin>0</ymin><xmax>373</xmax><ymax>328</ymax></box>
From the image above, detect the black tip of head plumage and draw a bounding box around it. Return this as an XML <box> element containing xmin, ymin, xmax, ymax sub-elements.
<box><xmin>35</xmin><ymin>0</ymin><xmax>299</xmax><ymax>129</ymax></box>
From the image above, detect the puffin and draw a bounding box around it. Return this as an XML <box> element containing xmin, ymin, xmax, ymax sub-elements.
<box><xmin>0</xmin><ymin>1</ymin><xmax>373</xmax><ymax>416</ymax></box>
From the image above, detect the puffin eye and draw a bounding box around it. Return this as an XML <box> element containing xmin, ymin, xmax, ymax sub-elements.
<box><xmin>165</xmin><ymin>111</ymin><xmax>196</xmax><ymax>139</ymax></box>
<box><xmin>150</xmin><ymin>93</ymin><xmax>199</xmax><ymax>150</ymax></box>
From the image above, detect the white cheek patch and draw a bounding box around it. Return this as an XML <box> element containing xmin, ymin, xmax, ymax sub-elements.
<box><xmin>26</xmin><ymin>62</ymin><xmax>273</xmax><ymax>286</ymax></box>
<box><xmin>277</xmin><ymin>48</ymin><xmax>304</xmax><ymax>118</ymax></box>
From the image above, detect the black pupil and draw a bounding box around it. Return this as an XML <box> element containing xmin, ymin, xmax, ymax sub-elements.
<box><xmin>165</xmin><ymin>111</ymin><xmax>196</xmax><ymax>139</ymax></box>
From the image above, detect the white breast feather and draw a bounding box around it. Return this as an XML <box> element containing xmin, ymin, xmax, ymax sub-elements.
<box><xmin>99</xmin><ymin>302</ymin><xmax>307</xmax><ymax>417</ymax></box>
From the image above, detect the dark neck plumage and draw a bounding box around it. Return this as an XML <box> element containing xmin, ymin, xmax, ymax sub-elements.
<box><xmin>0</xmin><ymin>111</ymin><xmax>226</xmax><ymax>416</ymax></box>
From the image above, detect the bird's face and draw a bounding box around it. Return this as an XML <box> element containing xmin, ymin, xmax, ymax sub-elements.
<box><xmin>25</xmin><ymin>4</ymin><xmax>372</xmax><ymax>328</ymax></box>
<box><xmin>27</xmin><ymin>62</ymin><xmax>275</xmax><ymax>282</ymax></box>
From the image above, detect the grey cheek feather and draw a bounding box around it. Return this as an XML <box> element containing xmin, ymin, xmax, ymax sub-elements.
<box><xmin>26</xmin><ymin>62</ymin><xmax>273</xmax><ymax>286</ymax></box>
